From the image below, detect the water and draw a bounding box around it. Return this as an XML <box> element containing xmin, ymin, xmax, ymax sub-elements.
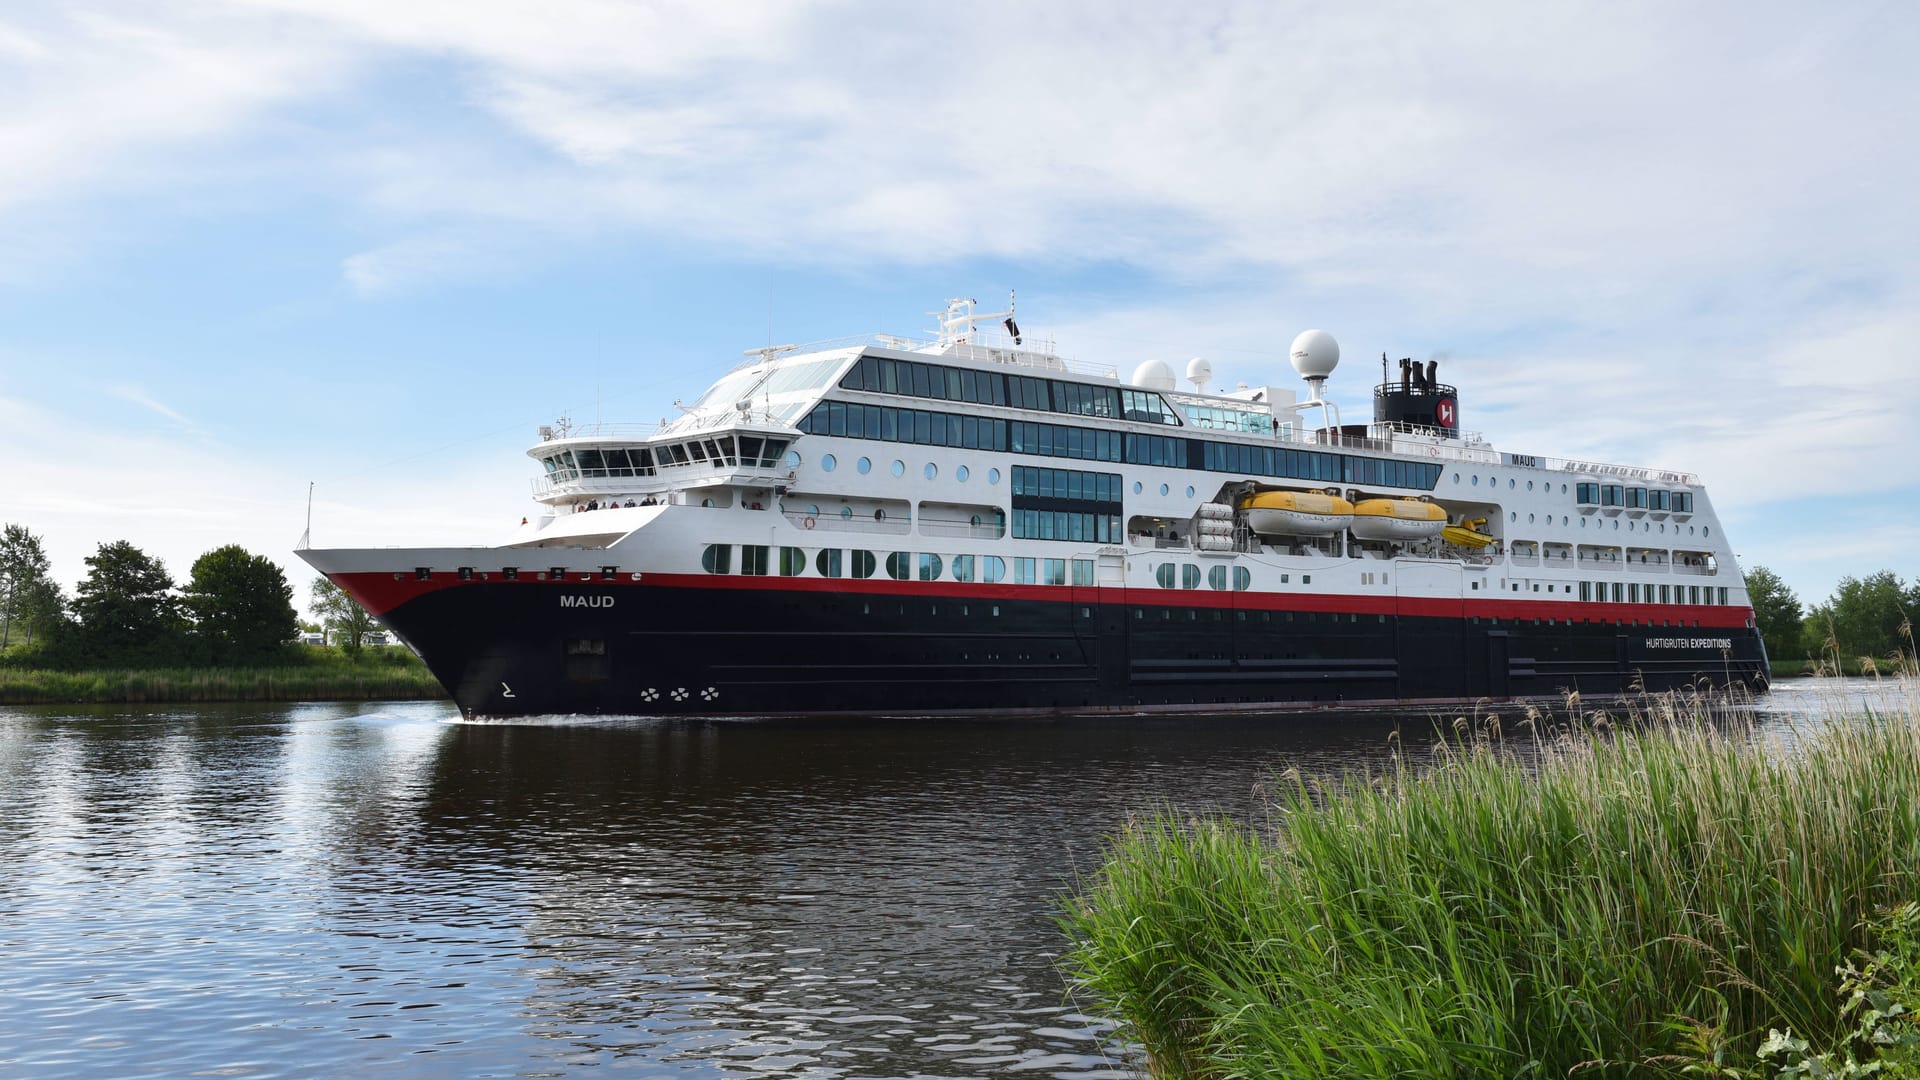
<box><xmin>0</xmin><ymin>679</ymin><xmax>1899</xmax><ymax>1078</ymax></box>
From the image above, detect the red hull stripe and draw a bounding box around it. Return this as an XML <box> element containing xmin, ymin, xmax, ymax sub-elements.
<box><xmin>332</xmin><ymin>569</ymin><xmax>1753</xmax><ymax>630</ymax></box>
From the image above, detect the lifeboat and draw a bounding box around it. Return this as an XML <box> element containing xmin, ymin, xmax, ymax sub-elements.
<box><xmin>1350</xmin><ymin>498</ymin><xmax>1446</xmax><ymax>541</ymax></box>
<box><xmin>1238</xmin><ymin>490</ymin><xmax>1354</xmax><ymax>537</ymax></box>
<box><xmin>1442</xmin><ymin>517</ymin><xmax>1495</xmax><ymax>549</ymax></box>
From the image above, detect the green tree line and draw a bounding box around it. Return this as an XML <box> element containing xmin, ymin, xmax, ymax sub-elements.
<box><xmin>1744</xmin><ymin>564</ymin><xmax>1919</xmax><ymax>671</ymax></box>
<box><xmin>0</xmin><ymin>523</ymin><xmax>384</xmax><ymax>669</ymax></box>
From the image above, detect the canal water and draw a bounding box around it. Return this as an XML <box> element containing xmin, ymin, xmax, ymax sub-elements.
<box><xmin>0</xmin><ymin>680</ymin><xmax>1901</xmax><ymax>1078</ymax></box>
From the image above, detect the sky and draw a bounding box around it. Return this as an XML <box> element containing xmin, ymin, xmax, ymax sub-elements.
<box><xmin>0</xmin><ymin>0</ymin><xmax>1915</xmax><ymax>616</ymax></box>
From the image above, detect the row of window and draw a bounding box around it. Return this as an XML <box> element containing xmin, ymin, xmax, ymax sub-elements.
<box><xmin>1010</xmin><ymin>465</ymin><xmax>1124</xmax><ymax>503</ymax></box>
<box><xmin>1575</xmin><ymin>482</ymin><xmax>1696</xmax><ymax>512</ymax></box>
<box><xmin>1201</xmin><ymin>441</ymin><xmax>1441</xmax><ymax>490</ymax></box>
<box><xmin>839</xmin><ymin>354</ymin><xmax>1183</xmax><ymax>425</ymax></box>
<box><xmin>798</xmin><ymin>402</ymin><xmax>1441</xmax><ymax>491</ymax></box>
<box><xmin>1009</xmin><ymin>509</ymin><xmax>1124</xmax><ymax>543</ymax></box>
<box><xmin>702</xmin><ymin>544</ymin><xmax>1107</xmax><ymax>586</ymax></box>
<box><xmin>1575</xmin><ymin>581</ymin><xmax>1730</xmax><ymax>604</ymax></box>
<box><xmin>1153</xmin><ymin>563</ymin><xmax>1257</xmax><ymax>591</ymax></box>
<box><xmin>538</xmin><ymin>436</ymin><xmax>793</xmax><ymax>482</ymax></box>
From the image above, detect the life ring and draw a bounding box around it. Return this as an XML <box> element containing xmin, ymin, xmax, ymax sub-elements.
<box><xmin>803</xmin><ymin>515</ymin><xmax>816</xmax><ymax>530</ymax></box>
<box><xmin>1426</xmin><ymin>446</ymin><xmax>1439</xmax><ymax>458</ymax></box>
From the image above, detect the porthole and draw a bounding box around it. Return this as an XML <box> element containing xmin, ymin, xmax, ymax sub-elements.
<box><xmin>1704</xmin><ymin>527</ymin><xmax>1710</xmax><ymax>537</ymax></box>
<box><xmin>1132</xmin><ymin>481</ymin><xmax>1143</xmax><ymax>494</ymax></box>
<box><xmin>701</xmin><ymin>498</ymin><xmax>714</xmax><ymax>508</ymax></box>
<box><xmin>1612</xmin><ymin>520</ymin><xmax>1619</xmax><ymax>530</ymax></box>
<box><xmin>924</xmin><ymin>462</ymin><xmax>938</xmax><ymax>480</ymax></box>
<box><xmin>808</xmin><ymin>504</ymin><xmax>820</xmax><ymax>517</ymax></box>
<box><xmin>988</xmin><ymin>468</ymin><xmax>1001</xmax><ymax>484</ymax></box>
<box><xmin>1452</xmin><ymin>472</ymin><xmax>1460</xmax><ymax>483</ymax></box>
<box><xmin>840</xmin><ymin>506</ymin><xmax>853</xmax><ymax>520</ymax></box>
<box><xmin>874</xmin><ymin>509</ymin><xmax>887</xmax><ymax>521</ymax></box>
<box><xmin>1561</xmin><ymin>484</ymin><xmax>1568</xmax><ymax>494</ymax></box>
<box><xmin>1208</xmin><ymin>565</ymin><xmax>1228</xmax><ymax>591</ymax></box>
<box><xmin>890</xmin><ymin>459</ymin><xmax>905</xmax><ymax>477</ymax></box>
<box><xmin>1526</xmin><ymin>480</ymin><xmax>1534</xmax><ymax>491</ymax></box>
<box><xmin>1160</xmin><ymin>483</ymin><xmax>1170</xmax><ymax>496</ymax></box>
<box><xmin>1509</xmin><ymin>479</ymin><xmax>1516</xmax><ymax>489</ymax></box>
<box><xmin>956</xmin><ymin>465</ymin><xmax>970</xmax><ymax>482</ymax></box>
<box><xmin>970</xmin><ymin>514</ymin><xmax>981</xmax><ymax>527</ymax></box>
<box><xmin>1528</xmin><ymin>513</ymin><xmax>1535</xmax><ymax>523</ymax></box>
<box><xmin>784</xmin><ymin>450</ymin><xmax>801</xmax><ymax>468</ymax></box>
<box><xmin>1472</xmin><ymin>475</ymin><xmax>1480</xmax><ymax>486</ymax></box>
<box><xmin>821</xmin><ymin>453</ymin><xmax>837</xmax><ymax>473</ymax></box>
<box><xmin>1487</xmin><ymin>475</ymin><xmax>1495</xmax><ymax>486</ymax></box>
<box><xmin>1510</xmin><ymin>511</ymin><xmax>1517</xmax><ymax>522</ymax></box>
<box><xmin>857</xmin><ymin>456</ymin><xmax>872</xmax><ymax>474</ymax></box>
<box><xmin>1185</xmin><ymin>486</ymin><xmax>1195</xmax><ymax>498</ymax></box>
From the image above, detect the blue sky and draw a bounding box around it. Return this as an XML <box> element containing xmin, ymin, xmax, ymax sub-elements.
<box><xmin>0</xmin><ymin>0</ymin><xmax>1914</xmax><ymax>617</ymax></box>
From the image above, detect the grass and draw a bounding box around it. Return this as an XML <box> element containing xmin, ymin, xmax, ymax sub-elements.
<box><xmin>0</xmin><ymin>649</ymin><xmax>447</xmax><ymax>704</ymax></box>
<box><xmin>1059</xmin><ymin>679</ymin><xmax>1920</xmax><ymax>1079</ymax></box>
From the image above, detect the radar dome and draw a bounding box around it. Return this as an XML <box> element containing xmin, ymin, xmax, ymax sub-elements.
<box><xmin>1184</xmin><ymin>356</ymin><xmax>1213</xmax><ymax>391</ymax></box>
<box><xmin>1290</xmin><ymin>329</ymin><xmax>1340</xmax><ymax>379</ymax></box>
<box><xmin>1131</xmin><ymin>359</ymin><xmax>1176</xmax><ymax>391</ymax></box>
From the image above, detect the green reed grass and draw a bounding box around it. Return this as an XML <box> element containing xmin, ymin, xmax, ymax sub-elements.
<box><xmin>0</xmin><ymin>663</ymin><xmax>446</xmax><ymax>704</ymax></box>
<box><xmin>1060</xmin><ymin>685</ymin><xmax>1920</xmax><ymax>1078</ymax></box>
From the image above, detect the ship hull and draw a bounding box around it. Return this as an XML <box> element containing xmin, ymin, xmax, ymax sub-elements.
<box><xmin>343</xmin><ymin>572</ymin><xmax>1769</xmax><ymax>717</ymax></box>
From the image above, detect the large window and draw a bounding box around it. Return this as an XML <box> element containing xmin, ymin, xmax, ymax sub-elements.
<box><xmin>741</xmin><ymin>546</ymin><xmax>770</xmax><ymax>576</ymax></box>
<box><xmin>1012</xmin><ymin>465</ymin><xmax>1124</xmax><ymax>543</ymax></box>
<box><xmin>798</xmin><ymin>401</ymin><xmax>1440</xmax><ymax>489</ymax></box>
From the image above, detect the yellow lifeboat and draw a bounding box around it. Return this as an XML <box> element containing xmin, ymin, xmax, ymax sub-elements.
<box><xmin>1442</xmin><ymin>517</ymin><xmax>1495</xmax><ymax>549</ymax></box>
<box><xmin>1350</xmin><ymin>498</ymin><xmax>1446</xmax><ymax>541</ymax></box>
<box><xmin>1238</xmin><ymin>490</ymin><xmax>1354</xmax><ymax>537</ymax></box>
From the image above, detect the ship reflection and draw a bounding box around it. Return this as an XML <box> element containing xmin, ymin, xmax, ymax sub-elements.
<box><xmin>398</xmin><ymin>712</ymin><xmax>1426</xmax><ymax>1075</ymax></box>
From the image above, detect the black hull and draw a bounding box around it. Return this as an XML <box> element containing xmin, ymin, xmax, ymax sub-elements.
<box><xmin>370</xmin><ymin>579</ymin><xmax>1770</xmax><ymax>718</ymax></box>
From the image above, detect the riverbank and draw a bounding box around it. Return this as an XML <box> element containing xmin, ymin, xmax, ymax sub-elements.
<box><xmin>1772</xmin><ymin>656</ymin><xmax>1918</xmax><ymax>677</ymax></box>
<box><xmin>1060</xmin><ymin>684</ymin><xmax>1920</xmax><ymax>1078</ymax></box>
<box><xmin>0</xmin><ymin>656</ymin><xmax>446</xmax><ymax>704</ymax></box>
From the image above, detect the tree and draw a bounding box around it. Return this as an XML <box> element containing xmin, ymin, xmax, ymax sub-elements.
<box><xmin>71</xmin><ymin>540</ymin><xmax>185</xmax><ymax>665</ymax></box>
<box><xmin>15</xmin><ymin>576</ymin><xmax>68</xmax><ymax>648</ymax></box>
<box><xmin>0</xmin><ymin>523</ymin><xmax>55</xmax><ymax>649</ymax></box>
<box><xmin>1807</xmin><ymin>571</ymin><xmax>1914</xmax><ymax>664</ymax></box>
<box><xmin>184</xmin><ymin>545</ymin><xmax>298</xmax><ymax>664</ymax></box>
<box><xmin>1742</xmin><ymin>565</ymin><xmax>1803</xmax><ymax>663</ymax></box>
<box><xmin>310</xmin><ymin>576</ymin><xmax>376</xmax><ymax>659</ymax></box>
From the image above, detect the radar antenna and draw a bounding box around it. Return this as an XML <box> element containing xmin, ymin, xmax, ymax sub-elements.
<box><xmin>744</xmin><ymin>343</ymin><xmax>799</xmax><ymax>365</ymax></box>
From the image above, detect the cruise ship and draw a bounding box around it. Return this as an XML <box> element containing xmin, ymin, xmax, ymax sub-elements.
<box><xmin>297</xmin><ymin>298</ymin><xmax>1769</xmax><ymax>717</ymax></box>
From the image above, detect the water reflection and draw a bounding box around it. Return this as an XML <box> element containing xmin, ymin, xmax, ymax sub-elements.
<box><xmin>0</xmin><ymin>680</ymin><xmax>1893</xmax><ymax>1077</ymax></box>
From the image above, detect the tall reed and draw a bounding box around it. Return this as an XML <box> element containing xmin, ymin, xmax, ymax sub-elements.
<box><xmin>1060</xmin><ymin>686</ymin><xmax>1920</xmax><ymax>1078</ymax></box>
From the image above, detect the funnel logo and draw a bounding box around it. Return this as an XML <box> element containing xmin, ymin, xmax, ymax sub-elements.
<box><xmin>1435</xmin><ymin>399</ymin><xmax>1457</xmax><ymax>428</ymax></box>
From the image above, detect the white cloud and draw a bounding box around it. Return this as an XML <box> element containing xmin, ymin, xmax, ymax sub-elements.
<box><xmin>0</xmin><ymin>7</ymin><xmax>349</xmax><ymax>217</ymax></box>
<box><xmin>0</xmin><ymin>394</ymin><xmax>527</xmax><ymax>604</ymax></box>
<box><xmin>107</xmin><ymin>384</ymin><xmax>203</xmax><ymax>433</ymax></box>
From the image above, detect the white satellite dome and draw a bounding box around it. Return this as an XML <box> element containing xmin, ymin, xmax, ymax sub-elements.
<box><xmin>1290</xmin><ymin>329</ymin><xmax>1340</xmax><ymax>379</ymax></box>
<box><xmin>1131</xmin><ymin>359</ymin><xmax>1177</xmax><ymax>391</ymax></box>
<box><xmin>1184</xmin><ymin>356</ymin><xmax>1213</xmax><ymax>392</ymax></box>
